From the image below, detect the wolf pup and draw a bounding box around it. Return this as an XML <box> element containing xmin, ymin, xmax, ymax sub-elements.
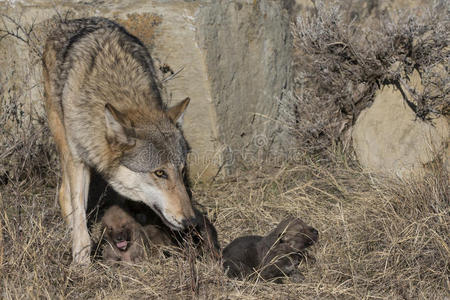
<box><xmin>101</xmin><ymin>205</ymin><xmax>145</xmax><ymax>263</ymax></box>
<box><xmin>222</xmin><ymin>217</ymin><xmax>318</xmax><ymax>282</ymax></box>
<box><xmin>43</xmin><ymin>17</ymin><xmax>195</xmax><ymax>264</ymax></box>
<box><xmin>101</xmin><ymin>205</ymin><xmax>173</xmax><ymax>262</ymax></box>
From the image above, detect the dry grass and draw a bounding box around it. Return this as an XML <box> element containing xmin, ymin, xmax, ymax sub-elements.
<box><xmin>0</xmin><ymin>3</ymin><xmax>448</xmax><ymax>299</ymax></box>
<box><xmin>1</xmin><ymin>154</ymin><xmax>448</xmax><ymax>299</ymax></box>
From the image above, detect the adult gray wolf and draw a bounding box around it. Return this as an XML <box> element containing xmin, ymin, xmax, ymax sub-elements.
<box><xmin>42</xmin><ymin>17</ymin><xmax>195</xmax><ymax>264</ymax></box>
<box><xmin>222</xmin><ymin>217</ymin><xmax>318</xmax><ymax>282</ymax></box>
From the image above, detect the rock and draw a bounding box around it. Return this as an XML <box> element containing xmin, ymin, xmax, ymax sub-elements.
<box><xmin>352</xmin><ymin>71</ymin><xmax>449</xmax><ymax>176</ymax></box>
<box><xmin>196</xmin><ymin>1</ymin><xmax>293</xmax><ymax>173</ymax></box>
<box><xmin>0</xmin><ymin>0</ymin><xmax>294</xmax><ymax>179</ymax></box>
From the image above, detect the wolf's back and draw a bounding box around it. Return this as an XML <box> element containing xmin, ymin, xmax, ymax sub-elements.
<box><xmin>43</xmin><ymin>18</ymin><xmax>121</xmax><ymax>116</ymax></box>
<box><xmin>43</xmin><ymin>17</ymin><xmax>162</xmax><ymax>115</ymax></box>
<box><xmin>42</xmin><ymin>16</ymin><xmax>169</xmax><ymax>172</ymax></box>
<box><xmin>46</xmin><ymin>17</ymin><xmax>117</xmax><ymax>58</ymax></box>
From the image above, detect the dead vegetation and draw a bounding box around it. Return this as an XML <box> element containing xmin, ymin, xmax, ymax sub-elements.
<box><xmin>0</xmin><ymin>152</ymin><xmax>448</xmax><ymax>299</ymax></box>
<box><xmin>284</xmin><ymin>0</ymin><xmax>449</xmax><ymax>152</ymax></box>
<box><xmin>0</xmin><ymin>12</ymin><xmax>57</xmax><ymax>185</ymax></box>
<box><xmin>1</xmin><ymin>2</ymin><xmax>449</xmax><ymax>299</ymax></box>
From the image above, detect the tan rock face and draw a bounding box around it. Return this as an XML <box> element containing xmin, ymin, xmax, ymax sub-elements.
<box><xmin>196</xmin><ymin>1</ymin><xmax>293</xmax><ymax>173</ymax></box>
<box><xmin>352</xmin><ymin>72</ymin><xmax>449</xmax><ymax>176</ymax></box>
<box><xmin>0</xmin><ymin>0</ymin><xmax>293</xmax><ymax>180</ymax></box>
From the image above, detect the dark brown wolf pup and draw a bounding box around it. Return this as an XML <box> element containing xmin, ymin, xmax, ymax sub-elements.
<box><xmin>222</xmin><ymin>217</ymin><xmax>318</xmax><ymax>282</ymax></box>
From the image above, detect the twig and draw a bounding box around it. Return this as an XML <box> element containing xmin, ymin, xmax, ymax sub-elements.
<box><xmin>161</xmin><ymin>66</ymin><xmax>184</xmax><ymax>83</ymax></box>
<box><xmin>0</xmin><ymin>14</ymin><xmax>42</xmax><ymax>57</ymax></box>
<box><xmin>394</xmin><ymin>79</ymin><xmax>419</xmax><ymax>115</ymax></box>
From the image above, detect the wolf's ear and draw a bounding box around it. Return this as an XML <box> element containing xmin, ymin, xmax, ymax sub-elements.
<box><xmin>105</xmin><ymin>103</ymin><xmax>135</xmax><ymax>147</ymax></box>
<box><xmin>167</xmin><ymin>97</ymin><xmax>190</xmax><ymax>126</ymax></box>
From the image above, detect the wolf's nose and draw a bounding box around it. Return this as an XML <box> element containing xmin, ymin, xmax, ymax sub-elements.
<box><xmin>182</xmin><ymin>216</ymin><xmax>198</xmax><ymax>228</ymax></box>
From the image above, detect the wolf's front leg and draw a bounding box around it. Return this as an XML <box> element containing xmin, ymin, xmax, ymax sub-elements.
<box><xmin>68</xmin><ymin>160</ymin><xmax>91</xmax><ymax>265</ymax></box>
<box><xmin>58</xmin><ymin>157</ymin><xmax>73</xmax><ymax>229</ymax></box>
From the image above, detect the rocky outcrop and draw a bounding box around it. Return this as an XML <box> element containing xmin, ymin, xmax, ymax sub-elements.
<box><xmin>352</xmin><ymin>71</ymin><xmax>449</xmax><ymax>176</ymax></box>
<box><xmin>196</xmin><ymin>1</ymin><xmax>293</xmax><ymax>172</ymax></box>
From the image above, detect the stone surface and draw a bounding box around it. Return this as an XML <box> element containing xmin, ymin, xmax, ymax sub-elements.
<box><xmin>196</xmin><ymin>1</ymin><xmax>293</xmax><ymax>172</ymax></box>
<box><xmin>0</xmin><ymin>0</ymin><xmax>294</xmax><ymax>179</ymax></box>
<box><xmin>352</xmin><ymin>71</ymin><xmax>449</xmax><ymax>176</ymax></box>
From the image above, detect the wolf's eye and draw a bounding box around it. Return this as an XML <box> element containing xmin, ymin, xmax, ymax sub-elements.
<box><xmin>154</xmin><ymin>169</ymin><xmax>168</xmax><ymax>179</ymax></box>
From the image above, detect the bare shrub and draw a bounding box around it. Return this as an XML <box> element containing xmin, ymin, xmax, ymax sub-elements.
<box><xmin>0</xmin><ymin>88</ymin><xmax>55</xmax><ymax>183</ymax></box>
<box><xmin>0</xmin><ymin>14</ymin><xmax>58</xmax><ymax>184</ymax></box>
<box><xmin>286</xmin><ymin>0</ymin><xmax>449</xmax><ymax>152</ymax></box>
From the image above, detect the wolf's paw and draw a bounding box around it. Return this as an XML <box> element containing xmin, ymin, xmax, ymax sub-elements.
<box><xmin>72</xmin><ymin>250</ymin><xmax>91</xmax><ymax>266</ymax></box>
<box><xmin>72</xmin><ymin>232</ymin><xmax>92</xmax><ymax>266</ymax></box>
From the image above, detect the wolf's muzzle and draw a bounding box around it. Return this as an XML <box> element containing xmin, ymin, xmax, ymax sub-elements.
<box><xmin>181</xmin><ymin>216</ymin><xmax>198</xmax><ymax>228</ymax></box>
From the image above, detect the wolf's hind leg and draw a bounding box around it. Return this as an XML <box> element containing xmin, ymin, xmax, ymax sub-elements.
<box><xmin>67</xmin><ymin>159</ymin><xmax>91</xmax><ymax>265</ymax></box>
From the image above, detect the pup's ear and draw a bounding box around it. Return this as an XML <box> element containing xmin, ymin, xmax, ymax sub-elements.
<box><xmin>105</xmin><ymin>103</ymin><xmax>135</xmax><ymax>147</ymax></box>
<box><xmin>167</xmin><ymin>97</ymin><xmax>190</xmax><ymax>126</ymax></box>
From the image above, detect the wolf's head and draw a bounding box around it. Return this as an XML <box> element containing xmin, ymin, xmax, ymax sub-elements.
<box><xmin>272</xmin><ymin>217</ymin><xmax>319</xmax><ymax>251</ymax></box>
<box><xmin>103</xmin><ymin>98</ymin><xmax>196</xmax><ymax>231</ymax></box>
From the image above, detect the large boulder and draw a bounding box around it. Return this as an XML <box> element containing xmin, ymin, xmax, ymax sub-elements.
<box><xmin>0</xmin><ymin>0</ymin><xmax>294</xmax><ymax>179</ymax></box>
<box><xmin>352</xmin><ymin>71</ymin><xmax>449</xmax><ymax>176</ymax></box>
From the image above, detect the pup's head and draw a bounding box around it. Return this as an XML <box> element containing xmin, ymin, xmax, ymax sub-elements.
<box><xmin>102</xmin><ymin>206</ymin><xmax>136</xmax><ymax>251</ymax></box>
<box><xmin>104</xmin><ymin>98</ymin><xmax>196</xmax><ymax>231</ymax></box>
<box><xmin>273</xmin><ymin>217</ymin><xmax>319</xmax><ymax>251</ymax></box>
<box><xmin>259</xmin><ymin>217</ymin><xmax>318</xmax><ymax>279</ymax></box>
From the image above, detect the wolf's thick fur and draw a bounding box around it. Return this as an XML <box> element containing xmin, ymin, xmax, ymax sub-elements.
<box><xmin>43</xmin><ymin>17</ymin><xmax>195</xmax><ymax>264</ymax></box>
<box><xmin>222</xmin><ymin>217</ymin><xmax>318</xmax><ymax>282</ymax></box>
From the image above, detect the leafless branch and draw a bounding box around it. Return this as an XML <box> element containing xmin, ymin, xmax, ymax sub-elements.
<box><xmin>0</xmin><ymin>14</ymin><xmax>42</xmax><ymax>57</ymax></box>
